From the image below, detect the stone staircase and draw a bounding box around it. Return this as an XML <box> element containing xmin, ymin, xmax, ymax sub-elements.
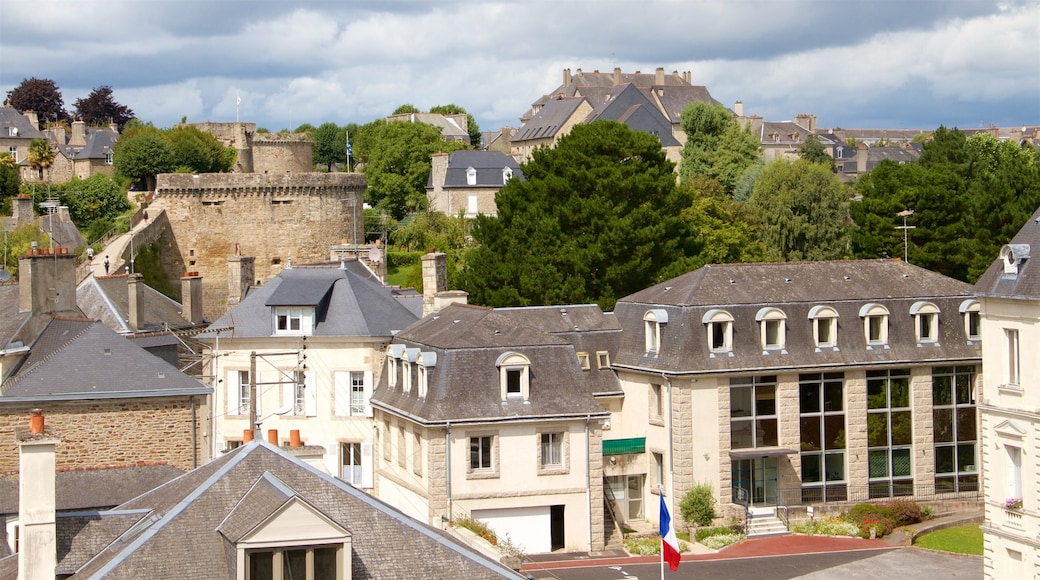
<box><xmin>746</xmin><ymin>507</ymin><xmax>789</xmax><ymax>537</ymax></box>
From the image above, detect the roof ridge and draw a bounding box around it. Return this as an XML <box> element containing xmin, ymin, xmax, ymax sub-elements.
<box><xmin>1</xmin><ymin>319</ymin><xmax>97</xmax><ymax>393</ymax></box>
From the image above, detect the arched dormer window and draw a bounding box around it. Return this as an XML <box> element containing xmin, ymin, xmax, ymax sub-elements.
<box><xmin>910</xmin><ymin>301</ymin><xmax>940</xmax><ymax>343</ymax></box>
<box><xmin>402</xmin><ymin>348</ymin><xmax>420</xmax><ymax>393</ymax></box>
<box><xmin>502</xmin><ymin>166</ymin><xmax>513</xmax><ymax>184</ymax></box>
<box><xmin>496</xmin><ymin>352</ymin><xmax>531</xmax><ymax>401</ymax></box>
<box><xmin>756</xmin><ymin>307</ymin><xmax>787</xmax><ymax>350</ymax></box>
<box><xmin>386</xmin><ymin>344</ymin><xmax>405</xmax><ymax>389</ymax></box>
<box><xmin>859</xmin><ymin>303</ymin><xmax>890</xmax><ymax>346</ymax></box>
<box><xmin>643</xmin><ymin>309</ymin><xmax>668</xmax><ymax>355</ymax></box>
<box><xmin>703</xmin><ymin>309</ymin><xmax>734</xmax><ymax>353</ymax></box>
<box><xmin>959</xmin><ymin>299</ymin><xmax>981</xmax><ymax>341</ymax></box>
<box><xmin>416</xmin><ymin>351</ymin><xmax>437</xmax><ymax>399</ymax></box>
<box><xmin>466</xmin><ymin>166</ymin><xmax>477</xmax><ymax>185</ymax></box>
<box><xmin>808</xmin><ymin>306</ymin><xmax>839</xmax><ymax>348</ymax></box>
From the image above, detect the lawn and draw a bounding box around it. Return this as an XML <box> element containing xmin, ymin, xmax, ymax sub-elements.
<box><xmin>914</xmin><ymin>524</ymin><xmax>983</xmax><ymax>555</ymax></box>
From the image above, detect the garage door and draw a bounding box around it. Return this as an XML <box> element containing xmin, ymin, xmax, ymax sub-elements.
<box><xmin>472</xmin><ymin>506</ymin><xmax>551</xmax><ymax>554</ymax></box>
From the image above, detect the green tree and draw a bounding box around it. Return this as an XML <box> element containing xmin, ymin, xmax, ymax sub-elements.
<box><xmin>430</xmin><ymin>104</ymin><xmax>481</xmax><ymax>148</ymax></box>
<box><xmin>393</xmin><ymin>104</ymin><xmax>420</xmax><ymax>115</ymax></box>
<box><xmin>2</xmin><ymin>222</ymin><xmax>50</xmax><ymax>279</ymax></box>
<box><xmin>112</xmin><ymin>125</ymin><xmax>175</xmax><ymax>191</ymax></box>
<box><xmin>313</xmin><ymin>122</ymin><xmax>346</xmax><ymax>171</ymax></box>
<box><xmin>27</xmin><ymin>138</ymin><xmax>55</xmax><ymax>179</ymax></box>
<box><xmin>799</xmin><ymin>134</ymin><xmax>835</xmax><ymax>171</ymax></box>
<box><xmin>679</xmin><ymin>483</ymin><xmax>717</xmax><ymax>528</ymax></box>
<box><xmin>72</xmin><ymin>86</ymin><xmax>134</xmax><ymax>130</ymax></box>
<box><xmin>293</xmin><ymin>123</ymin><xmax>317</xmax><ymax>134</ymax></box>
<box><xmin>748</xmin><ymin>158</ymin><xmax>851</xmax><ymax>261</ymax></box>
<box><xmin>391</xmin><ymin>211</ymin><xmax>471</xmax><ymax>252</ymax></box>
<box><xmin>166</xmin><ymin>125</ymin><xmax>233</xmax><ymax>173</ymax></box>
<box><xmin>358</xmin><ymin>119</ymin><xmax>465</xmax><ymax>220</ymax></box>
<box><xmin>459</xmin><ymin>121</ymin><xmax>699</xmax><ymax>310</ymax></box>
<box><xmin>6</xmin><ymin>77</ymin><xmax>67</xmax><ymax>124</ymax></box>
<box><xmin>0</xmin><ymin>153</ymin><xmax>20</xmax><ymax>214</ymax></box>
<box><xmin>61</xmin><ymin>174</ymin><xmax>131</xmax><ymax>224</ymax></box>
<box><xmin>680</xmin><ymin>178</ymin><xmax>768</xmax><ymax>266</ymax></box>
<box><xmin>678</xmin><ymin>102</ymin><xmax>761</xmax><ymax>196</ymax></box>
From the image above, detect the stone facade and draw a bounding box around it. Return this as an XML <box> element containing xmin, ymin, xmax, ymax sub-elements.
<box><xmin>188</xmin><ymin>122</ymin><xmax>313</xmax><ymax>174</ymax></box>
<box><xmin>156</xmin><ymin>172</ymin><xmax>365</xmax><ymax>319</ymax></box>
<box><xmin>0</xmin><ymin>398</ymin><xmax>206</xmax><ymax>473</ymax></box>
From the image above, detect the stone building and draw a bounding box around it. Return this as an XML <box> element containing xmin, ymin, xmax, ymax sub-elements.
<box><xmin>426</xmin><ymin>150</ymin><xmax>523</xmax><ymax>217</ymax></box>
<box><xmin>154</xmin><ymin>172</ymin><xmax>365</xmax><ymax>319</ymax></box>
<box><xmin>188</xmin><ymin>122</ymin><xmax>314</xmax><ymax>174</ymax></box>
<box><xmin>606</xmin><ymin>259</ymin><xmax>981</xmax><ymax>531</ymax></box>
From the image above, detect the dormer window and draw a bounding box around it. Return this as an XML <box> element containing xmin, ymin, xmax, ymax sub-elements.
<box><xmin>466</xmin><ymin>166</ymin><xmax>477</xmax><ymax>185</ymax></box>
<box><xmin>417</xmin><ymin>351</ymin><xmax>436</xmax><ymax>399</ymax></box>
<box><xmin>808</xmin><ymin>306</ymin><xmax>839</xmax><ymax>348</ymax></box>
<box><xmin>502</xmin><ymin>166</ymin><xmax>513</xmax><ymax>184</ymax></box>
<box><xmin>703</xmin><ymin>309</ymin><xmax>734</xmax><ymax>353</ymax></box>
<box><xmin>577</xmin><ymin>352</ymin><xmax>591</xmax><ymax>370</ymax></box>
<box><xmin>386</xmin><ymin>344</ymin><xmax>405</xmax><ymax>389</ymax></box>
<box><xmin>910</xmin><ymin>301</ymin><xmax>940</xmax><ymax>343</ymax></box>
<box><xmin>274</xmin><ymin>306</ymin><xmax>313</xmax><ymax>336</ymax></box>
<box><xmin>596</xmin><ymin>351</ymin><xmax>610</xmax><ymax>369</ymax></box>
<box><xmin>402</xmin><ymin>348</ymin><xmax>420</xmax><ymax>393</ymax></box>
<box><xmin>402</xmin><ymin>362</ymin><xmax>412</xmax><ymax>393</ymax></box>
<box><xmin>860</xmin><ymin>303</ymin><xmax>890</xmax><ymax>346</ymax></box>
<box><xmin>960</xmin><ymin>299</ymin><xmax>981</xmax><ymax>341</ymax></box>
<box><xmin>643</xmin><ymin>309</ymin><xmax>668</xmax><ymax>354</ymax></box>
<box><xmin>756</xmin><ymin>307</ymin><xmax>787</xmax><ymax>350</ymax></box>
<box><xmin>496</xmin><ymin>352</ymin><xmax>531</xmax><ymax>401</ymax></box>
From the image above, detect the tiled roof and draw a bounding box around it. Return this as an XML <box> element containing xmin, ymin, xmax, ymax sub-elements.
<box><xmin>0</xmin><ymin>318</ymin><xmax>211</xmax><ymax>399</ymax></box>
<box><xmin>614</xmin><ymin>260</ymin><xmax>980</xmax><ymax>375</ymax></box>
<box><xmin>512</xmin><ymin>97</ymin><xmax>587</xmax><ymax>143</ymax></box>
<box><xmin>0</xmin><ymin>463</ymin><xmax>184</xmax><ymax>513</ymax></box>
<box><xmin>581</xmin><ymin>84</ymin><xmax>680</xmax><ymax>146</ymax></box>
<box><xmin>56</xmin><ymin>511</ymin><xmax>151</xmax><ymax>575</ymax></box>
<box><xmin>435</xmin><ymin>151</ymin><xmax>524</xmax><ymax>189</ymax></box>
<box><xmin>374</xmin><ymin>303</ymin><xmax>614</xmax><ymax>423</ymax></box>
<box><xmin>66</xmin><ymin>442</ymin><xmax>523</xmax><ymax>578</ymax></box>
<box><xmin>200</xmin><ymin>262</ymin><xmax>420</xmax><ymax>340</ymax></box>
<box><xmin>975</xmin><ymin>206</ymin><xmax>1040</xmax><ymax>299</ymax></box>
<box><xmin>77</xmin><ymin>274</ymin><xmax>195</xmax><ymax>333</ymax></box>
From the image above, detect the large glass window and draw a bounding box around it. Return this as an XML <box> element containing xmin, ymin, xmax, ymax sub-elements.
<box><xmin>730</xmin><ymin>376</ymin><xmax>778</xmax><ymax>449</ymax></box>
<box><xmin>799</xmin><ymin>372</ymin><xmax>846</xmax><ymax>502</ymax></box>
<box><xmin>933</xmin><ymin>366</ymin><xmax>977</xmax><ymax>492</ymax></box>
<box><xmin>867</xmin><ymin>369</ymin><xmax>913</xmax><ymax>498</ymax></box>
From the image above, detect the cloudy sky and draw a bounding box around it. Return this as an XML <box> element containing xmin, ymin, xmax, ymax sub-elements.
<box><xmin>2</xmin><ymin>0</ymin><xmax>1037</xmax><ymax>135</ymax></box>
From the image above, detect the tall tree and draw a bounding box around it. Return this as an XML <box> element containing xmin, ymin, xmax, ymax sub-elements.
<box><xmin>678</xmin><ymin>102</ymin><xmax>761</xmax><ymax>196</ymax></box>
<box><xmin>72</xmin><ymin>86</ymin><xmax>135</xmax><ymax>130</ymax></box>
<box><xmin>459</xmin><ymin>121</ymin><xmax>699</xmax><ymax>310</ymax></box>
<box><xmin>0</xmin><ymin>153</ymin><xmax>19</xmax><ymax>213</ymax></box>
<box><xmin>166</xmin><ymin>125</ymin><xmax>234</xmax><ymax>173</ymax></box>
<box><xmin>61</xmin><ymin>173</ymin><xmax>131</xmax><ymax>225</ymax></box>
<box><xmin>313</xmin><ymin>122</ymin><xmax>346</xmax><ymax>171</ymax></box>
<box><xmin>27</xmin><ymin>138</ymin><xmax>55</xmax><ymax>179</ymax></box>
<box><xmin>392</xmin><ymin>104</ymin><xmax>420</xmax><ymax>115</ymax></box>
<box><xmin>6</xmin><ymin>77</ymin><xmax>67</xmax><ymax>125</ymax></box>
<box><xmin>112</xmin><ymin>125</ymin><xmax>175</xmax><ymax>191</ymax></box>
<box><xmin>799</xmin><ymin>134</ymin><xmax>836</xmax><ymax>172</ymax></box>
<box><xmin>748</xmin><ymin>158</ymin><xmax>851</xmax><ymax>261</ymax></box>
<box><xmin>430</xmin><ymin>104</ymin><xmax>481</xmax><ymax>148</ymax></box>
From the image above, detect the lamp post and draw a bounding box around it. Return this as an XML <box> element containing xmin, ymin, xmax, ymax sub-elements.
<box><xmin>896</xmin><ymin>209</ymin><xmax>916</xmax><ymax>263</ymax></box>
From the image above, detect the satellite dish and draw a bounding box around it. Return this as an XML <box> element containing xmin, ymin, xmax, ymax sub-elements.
<box><xmin>0</xmin><ymin>270</ymin><xmax>9</xmax><ymax>282</ymax></box>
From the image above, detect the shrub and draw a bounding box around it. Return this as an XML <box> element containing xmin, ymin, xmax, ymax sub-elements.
<box><xmin>624</xmin><ymin>534</ymin><xmax>691</xmax><ymax>556</ymax></box>
<box><xmin>695</xmin><ymin>525</ymin><xmax>743</xmax><ymax>542</ymax></box>
<box><xmin>453</xmin><ymin>516</ymin><xmax>497</xmax><ymax>545</ymax></box>
<box><xmin>680</xmin><ymin>483</ymin><xmax>717</xmax><ymax>527</ymax></box>
<box><xmin>858</xmin><ymin>518</ymin><xmax>893</xmax><ymax>538</ymax></box>
<box><xmin>921</xmin><ymin>505</ymin><xmax>934</xmax><ymax>520</ymax></box>
<box><xmin>790</xmin><ymin>518</ymin><xmax>859</xmax><ymax>537</ymax></box>
<box><xmin>700</xmin><ymin>533</ymin><xmax>744</xmax><ymax>550</ymax></box>
<box><xmin>844</xmin><ymin>503</ymin><xmax>896</xmax><ymax>538</ymax></box>
<box><xmin>880</xmin><ymin>499</ymin><xmax>923</xmax><ymax>526</ymax></box>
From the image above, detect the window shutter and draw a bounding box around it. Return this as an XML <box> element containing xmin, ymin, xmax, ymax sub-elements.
<box><xmin>361</xmin><ymin>442</ymin><xmax>374</xmax><ymax>488</ymax></box>
<box><xmin>334</xmin><ymin>372</ymin><xmax>350</xmax><ymax>416</ymax></box>
<box><xmin>363</xmin><ymin>370</ymin><xmax>374</xmax><ymax>417</ymax></box>
<box><xmin>305</xmin><ymin>371</ymin><xmax>317</xmax><ymax>417</ymax></box>
<box><xmin>227</xmin><ymin>371</ymin><xmax>240</xmax><ymax>416</ymax></box>
<box><xmin>281</xmin><ymin>376</ymin><xmax>292</xmax><ymax>413</ymax></box>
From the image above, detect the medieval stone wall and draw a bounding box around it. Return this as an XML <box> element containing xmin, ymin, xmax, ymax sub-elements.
<box><xmin>253</xmin><ymin>138</ymin><xmax>313</xmax><ymax>174</ymax></box>
<box><xmin>0</xmin><ymin>397</ymin><xmax>205</xmax><ymax>473</ymax></box>
<box><xmin>156</xmin><ymin>172</ymin><xmax>365</xmax><ymax>319</ymax></box>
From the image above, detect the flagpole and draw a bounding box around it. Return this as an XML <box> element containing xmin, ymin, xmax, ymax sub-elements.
<box><xmin>659</xmin><ymin>485</ymin><xmax>665</xmax><ymax>580</ymax></box>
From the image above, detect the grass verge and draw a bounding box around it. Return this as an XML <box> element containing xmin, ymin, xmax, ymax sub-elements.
<box><xmin>914</xmin><ymin>524</ymin><xmax>982</xmax><ymax>556</ymax></box>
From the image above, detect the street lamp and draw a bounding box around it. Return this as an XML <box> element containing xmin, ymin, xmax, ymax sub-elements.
<box><xmin>896</xmin><ymin>209</ymin><xmax>916</xmax><ymax>263</ymax></box>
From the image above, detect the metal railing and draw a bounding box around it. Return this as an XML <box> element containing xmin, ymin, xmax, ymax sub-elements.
<box><xmin>773</xmin><ymin>482</ymin><xmax>981</xmax><ymax>507</ymax></box>
<box><xmin>603</xmin><ymin>479</ymin><xmax>626</xmax><ymax>541</ymax></box>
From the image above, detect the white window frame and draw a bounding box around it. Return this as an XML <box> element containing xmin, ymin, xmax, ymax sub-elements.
<box><xmin>1006</xmin><ymin>328</ymin><xmax>1020</xmax><ymax>386</ymax></box>
<box><xmin>643</xmin><ymin>309</ymin><xmax>667</xmax><ymax>354</ymax></box>
<box><xmin>808</xmin><ymin>306</ymin><xmax>839</xmax><ymax>348</ymax></box>
<box><xmin>502</xmin><ymin>166</ymin><xmax>513</xmax><ymax>183</ymax></box>
<box><xmin>496</xmin><ymin>352</ymin><xmax>530</xmax><ymax>401</ymax></box>
<box><xmin>704</xmin><ymin>309</ymin><xmax>734</xmax><ymax>353</ymax></box>
<box><xmin>596</xmin><ymin>350</ymin><xmax>610</xmax><ymax>369</ymax></box>
<box><xmin>577</xmin><ymin>352</ymin><xmax>591</xmax><ymax>370</ymax></box>
<box><xmin>416</xmin><ymin>351</ymin><xmax>436</xmax><ymax>399</ymax></box>
<box><xmin>341</xmin><ymin>441</ymin><xmax>373</xmax><ymax>488</ymax></box>
<box><xmin>8</xmin><ymin>147</ymin><xmax>16</xmax><ymax>163</ymax></box>
<box><xmin>960</xmin><ymin>299</ymin><xmax>981</xmax><ymax>341</ymax></box>
<box><xmin>282</xmin><ymin>369</ymin><xmax>315</xmax><ymax>417</ymax></box>
<box><xmin>467</xmin><ymin>194</ymin><xmax>478</xmax><ymax>216</ymax></box>
<box><xmin>333</xmin><ymin>370</ymin><xmax>373</xmax><ymax>417</ymax></box>
<box><xmin>859</xmin><ymin>303</ymin><xmax>890</xmax><ymax>346</ymax></box>
<box><xmin>539</xmin><ymin>431</ymin><xmax>566</xmax><ymax>471</ymax></box>
<box><xmin>650</xmin><ymin>383</ymin><xmax>664</xmax><ymax>421</ymax></box>
<box><xmin>1006</xmin><ymin>444</ymin><xmax>1022</xmax><ymax>502</ymax></box>
<box><xmin>466</xmin><ymin>166</ymin><xmax>477</xmax><ymax>185</ymax></box>
<box><xmin>273</xmin><ymin>306</ymin><xmax>313</xmax><ymax>336</ymax></box>
<box><xmin>227</xmin><ymin>369</ymin><xmax>251</xmax><ymax>417</ymax></box>
<box><xmin>756</xmin><ymin>307</ymin><xmax>787</xmax><ymax>350</ymax></box>
<box><xmin>467</xmin><ymin>432</ymin><xmax>499</xmax><ymax>479</ymax></box>
<box><xmin>910</xmin><ymin>301</ymin><xmax>940</xmax><ymax>343</ymax></box>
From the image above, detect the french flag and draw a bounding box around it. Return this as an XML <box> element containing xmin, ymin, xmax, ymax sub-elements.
<box><xmin>659</xmin><ymin>494</ymin><xmax>681</xmax><ymax>571</ymax></box>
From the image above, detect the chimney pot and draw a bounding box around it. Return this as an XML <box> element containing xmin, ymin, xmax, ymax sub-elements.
<box><xmin>267</xmin><ymin>429</ymin><xmax>279</xmax><ymax>445</ymax></box>
<box><xmin>29</xmin><ymin>409</ymin><xmax>44</xmax><ymax>434</ymax></box>
<box><xmin>243</xmin><ymin>429</ymin><xmax>254</xmax><ymax>443</ymax></box>
<box><xmin>290</xmin><ymin>429</ymin><xmax>302</xmax><ymax>447</ymax></box>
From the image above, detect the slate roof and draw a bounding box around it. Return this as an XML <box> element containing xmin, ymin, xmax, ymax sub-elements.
<box><xmin>512</xmin><ymin>97</ymin><xmax>587</xmax><ymax>143</ymax></box>
<box><xmin>0</xmin><ymin>318</ymin><xmax>211</xmax><ymax>400</ymax></box>
<box><xmin>650</xmin><ymin>84</ymin><xmax>722</xmax><ymax>123</ymax></box>
<box><xmin>0</xmin><ymin>284</ymin><xmax>29</xmax><ymax>350</ymax></box>
<box><xmin>387</xmin><ymin>112</ymin><xmax>469</xmax><ymax>141</ymax></box>
<box><xmin>200</xmin><ymin>262</ymin><xmax>421</xmax><ymax>340</ymax></box>
<box><xmin>975</xmin><ymin>206</ymin><xmax>1040</xmax><ymax>299</ymax></box>
<box><xmin>0</xmin><ymin>106</ymin><xmax>45</xmax><ymax>140</ymax></box>
<box><xmin>428</xmin><ymin>151</ymin><xmax>524</xmax><ymax>189</ymax></box>
<box><xmin>57</xmin><ymin>126</ymin><xmax>118</xmax><ymax>162</ymax></box>
<box><xmin>581</xmin><ymin>84</ymin><xmax>680</xmax><ymax>146</ymax></box>
<box><xmin>77</xmin><ymin>274</ymin><xmax>196</xmax><ymax>333</ymax></box>
<box><xmin>373</xmin><ymin>303</ymin><xmax>613</xmax><ymax>424</ymax></box>
<box><xmin>614</xmin><ymin>260</ymin><xmax>980</xmax><ymax>375</ymax></box>
<box><xmin>39</xmin><ymin>442</ymin><xmax>524</xmax><ymax>578</ymax></box>
<box><xmin>0</xmin><ymin>463</ymin><xmax>184</xmax><ymax>513</ymax></box>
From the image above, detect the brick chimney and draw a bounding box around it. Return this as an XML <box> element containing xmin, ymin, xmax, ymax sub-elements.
<box><xmin>17</xmin><ymin>409</ymin><xmax>58</xmax><ymax>580</ymax></box>
<box><xmin>18</xmin><ymin>250</ymin><xmax>77</xmax><ymax>315</ymax></box>
<box><xmin>181</xmin><ymin>271</ymin><xmax>204</xmax><ymax>324</ymax></box>
<box><xmin>69</xmin><ymin>120</ymin><xmax>86</xmax><ymax>147</ymax></box>
<box><xmin>227</xmin><ymin>253</ymin><xmax>255</xmax><ymax>308</ymax></box>
<box><xmin>127</xmin><ymin>273</ymin><xmax>145</xmax><ymax>331</ymax></box>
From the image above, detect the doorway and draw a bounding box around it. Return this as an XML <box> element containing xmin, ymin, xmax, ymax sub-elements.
<box><xmin>550</xmin><ymin>505</ymin><xmax>565</xmax><ymax>551</ymax></box>
<box><xmin>731</xmin><ymin>457</ymin><xmax>778</xmax><ymax>506</ymax></box>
